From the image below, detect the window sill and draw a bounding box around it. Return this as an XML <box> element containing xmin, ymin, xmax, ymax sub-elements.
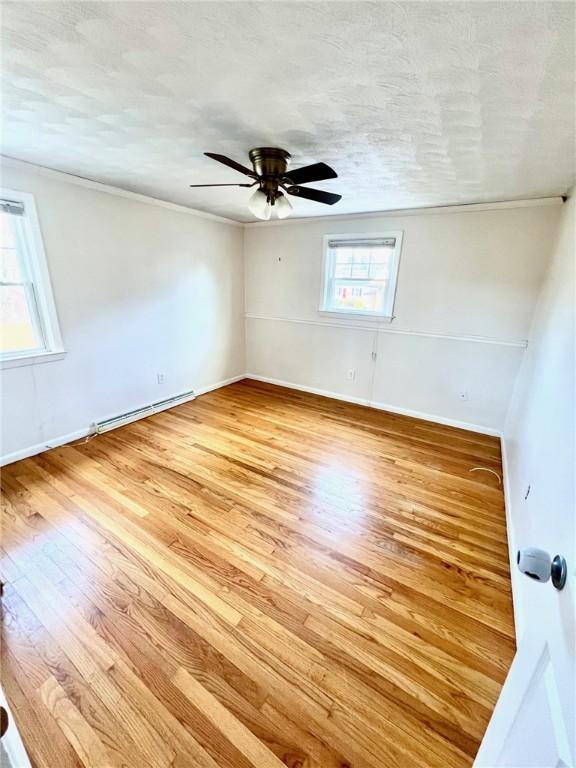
<box><xmin>318</xmin><ymin>310</ymin><xmax>394</xmax><ymax>324</ymax></box>
<box><xmin>0</xmin><ymin>349</ymin><xmax>66</xmax><ymax>369</ymax></box>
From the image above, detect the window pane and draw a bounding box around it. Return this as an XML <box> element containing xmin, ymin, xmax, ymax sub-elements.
<box><xmin>0</xmin><ymin>284</ymin><xmax>41</xmax><ymax>353</ymax></box>
<box><xmin>324</xmin><ymin>235</ymin><xmax>401</xmax><ymax>316</ymax></box>
<box><xmin>333</xmin><ymin>245</ymin><xmax>393</xmax><ymax>282</ymax></box>
<box><xmin>0</xmin><ymin>211</ymin><xmax>17</xmax><ymax>248</ymax></box>
<box><xmin>0</xmin><ymin>212</ymin><xmax>23</xmax><ymax>282</ymax></box>
<box><xmin>0</xmin><ymin>248</ymin><xmax>23</xmax><ymax>282</ymax></box>
<box><xmin>334</xmin><ymin>262</ymin><xmax>352</xmax><ymax>278</ymax></box>
<box><xmin>350</xmin><ymin>262</ymin><xmax>369</xmax><ymax>279</ymax></box>
<box><xmin>329</xmin><ymin>282</ymin><xmax>386</xmax><ymax>313</ymax></box>
<box><xmin>370</xmin><ymin>261</ymin><xmax>390</xmax><ymax>280</ymax></box>
<box><xmin>335</xmin><ymin>249</ymin><xmax>370</xmax><ymax>264</ymax></box>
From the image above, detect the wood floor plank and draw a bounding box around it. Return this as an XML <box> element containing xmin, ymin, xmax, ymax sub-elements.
<box><xmin>2</xmin><ymin>650</ymin><xmax>85</xmax><ymax>768</ymax></box>
<box><xmin>173</xmin><ymin>666</ymin><xmax>287</xmax><ymax>768</ymax></box>
<box><xmin>1</xmin><ymin>379</ymin><xmax>515</xmax><ymax>767</ymax></box>
<box><xmin>40</xmin><ymin>675</ymin><xmax>119</xmax><ymax>768</ymax></box>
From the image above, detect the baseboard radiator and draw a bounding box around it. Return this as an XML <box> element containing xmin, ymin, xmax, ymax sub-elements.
<box><xmin>95</xmin><ymin>390</ymin><xmax>196</xmax><ymax>434</ymax></box>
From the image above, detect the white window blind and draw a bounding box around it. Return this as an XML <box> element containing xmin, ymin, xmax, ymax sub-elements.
<box><xmin>0</xmin><ymin>200</ymin><xmax>25</xmax><ymax>216</ymax></box>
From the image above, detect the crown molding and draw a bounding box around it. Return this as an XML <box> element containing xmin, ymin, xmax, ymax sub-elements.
<box><xmin>1</xmin><ymin>155</ymin><xmax>566</xmax><ymax>228</ymax></box>
<box><xmin>0</xmin><ymin>155</ymin><xmax>242</xmax><ymax>227</ymax></box>
<box><xmin>244</xmin><ymin>195</ymin><xmax>565</xmax><ymax>227</ymax></box>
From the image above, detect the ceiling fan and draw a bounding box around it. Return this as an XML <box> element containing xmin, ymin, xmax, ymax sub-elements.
<box><xmin>190</xmin><ymin>148</ymin><xmax>342</xmax><ymax>220</ymax></box>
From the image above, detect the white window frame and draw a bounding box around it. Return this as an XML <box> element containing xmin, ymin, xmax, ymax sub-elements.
<box><xmin>319</xmin><ymin>231</ymin><xmax>403</xmax><ymax>320</ymax></box>
<box><xmin>0</xmin><ymin>189</ymin><xmax>64</xmax><ymax>368</ymax></box>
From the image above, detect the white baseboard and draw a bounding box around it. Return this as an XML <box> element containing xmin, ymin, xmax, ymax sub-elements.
<box><xmin>245</xmin><ymin>374</ymin><xmax>502</xmax><ymax>437</ymax></box>
<box><xmin>0</xmin><ymin>374</ymin><xmax>245</xmax><ymax>467</ymax></box>
<box><xmin>194</xmin><ymin>374</ymin><xmax>246</xmax><ymax>396</ymax></box>
<box><xmin>245</xmin><ymin>374</ymin><xmax>370</xmax><ymax>407</ymax></box>
<box><xmin>500</xmin><ymin>435</ymin><xmax>524</xmax><ymax>640</ymax></box>
<box><xmin>369</xmin><ymin>399</ymin><xmax>502</xmax><ymax>437</ymax></box>
<box><xmin>0</xmin><ymin>427</ymin><xmax>92</xmax><ymax>467</ymax></box>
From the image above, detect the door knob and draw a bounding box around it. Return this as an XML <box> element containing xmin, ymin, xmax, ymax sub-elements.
<box><xmin>550</xmin><ymin>554</ymin><xmax>567</xmax><ymax>590</ymax></box>
<box><xmin>517</xmin><ymin>549</ymin><xmax>567</xmax><ymax>590</ymax></box>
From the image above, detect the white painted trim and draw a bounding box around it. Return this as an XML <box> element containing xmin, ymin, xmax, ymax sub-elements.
<box><xmin>246</xmin><ymin>374</ymin><xmax>370</xmax><ymax>407</ymax></box>
<box><xmin>245</xmin><ymin>196</ymin><xmax>565</xmax><ymax>227</ymax></box>
<box><xmin>474</xmin><ymin>638</ymin><xmax>573</xmax><ymax>768</ymax></box>
<box><xmin>0</xmin><ymin>188</ymin><xmax>65</xmax><ymax>361</ymax></box>
<box><xmin>194</xmin><ymin>374</ymin><xmax>246</xmax><ymax>396</ymax></box>
<box><xmin>0</xmin><ymin>427</ymin><xmax>92</xmax><ymax>467</ymax></box>
<box><xmin>245</xmin><ymin>312</ymin><xmax>528</xmax><ymax>348</ymax></box>
<box><xmin>320</xmin><ymin>230</ymin><xmax>404</xmax><ymax>318</ymax></box>
<box><xmin>2</xmin><ymin>157</ymin><xmax>564</xmax><ymax>227</ymax></box>
<box><xmin>544</xmin><ymin>663</ymin><xmax>574</xmax><ymax>767</ymax></box>
<box><xmin>474</xmin><ymin>636</ymin><xmax>546</xmax><ymax>767</ymax></box>
<box><xmin>317</xmin><ymin>310</ymin><xmax>395</xmax><ymax>323</ymax></box>
<box><xmin>0</xmin><ymin>686</ymin><xmax>32</xmax><ymax>768</ymax></box>
<box><xmin>0</xmin><ymin>374</ymin><xmax>246</xmax><ymax>466</ymax></box>
<box><xmin>245</xmin><ymin>374</ymin><xmax>502</xmax><ymax>436</ymax></box>
<box><xmin>0</xmin><ymin>350</ymin><xmax>66</xmax><ymax>369</ymax></box>
<box><xmin>500</xmin><ymin>435</ymin><xmax>525</xmax><ymax>639</ymax></box>
<box><xmin>369</xmin><ymin>398</ymin><xmax>502</xmax><ymax>437</ymax></box>
<box><xmin>0</xmin><ymin>156</ymin><xmax>241</xmax><ymax>227</ymax></box>
<box><xmin>17</xmin><ymin>189</ymin><xmax>65</xmax><ymax>350</ymax></box>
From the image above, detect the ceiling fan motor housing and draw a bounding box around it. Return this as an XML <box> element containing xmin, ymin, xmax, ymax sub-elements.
<box><xmin>197</xmin><ymin>149</ymin><xmax>341</xmax><ymax>209</ymax></box>
<box><xmin>249</xmin><ymin>148</ymin><xmax>291</xmax><ymax>202</ymax></box>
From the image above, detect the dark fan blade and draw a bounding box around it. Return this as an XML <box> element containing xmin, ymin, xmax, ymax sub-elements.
<box><xmin>204</xmin><ymin>152</ymin><xmax>256</xmax><ymax>178</ymax></box>
<box><xmin>284</xmin><ymin>162</ymin><xmax>337</xmax><ymax>185</ymax></box>
<box><xmin>190</xmin><ymin>183</ymin><xmax>255</xmax><ymax>187</ymax></box>
<box><xmin>286</xmin><ymin>185</ymin><xmax>342</xmax><ymax>205</ymax></box>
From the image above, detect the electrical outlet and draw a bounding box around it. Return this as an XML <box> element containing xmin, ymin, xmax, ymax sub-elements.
<box><xmin>346</xmin><ymin>368</ymin><xmax>356</xmax><ymax>381</ymax></box>
<box><xmin>458</xmin><ymin>390</ymin><xmax>469</xmax><ymax>401</ymax></box>
<box><xmin>157</xmin><ymin>372</ymin><xmax>166</xmax><ymax>384</ymax></box>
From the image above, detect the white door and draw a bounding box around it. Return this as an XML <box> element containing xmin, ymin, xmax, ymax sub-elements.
<box><xmin>474</xmin><ymin>468</ymin><xmax>575</xmax><ymax>768</ymax></box>
<box><xmin>474</xmin><ymin>618</ymin><xmax>574</xmax><ymax>768</ymax></box>
<box><xmin>475</xmin><ymin>438</ymin><xmax>574</xmax><ymax>768</ymax></box>
<box><xmin>0</xmin><ymin>687</ymin><xmax>32</xmax><ymax>768</ymax></box>
<box><xmin>476</xmin><ymin>193</ymin><xmax>575</xmax><ymax>768</ymax></box>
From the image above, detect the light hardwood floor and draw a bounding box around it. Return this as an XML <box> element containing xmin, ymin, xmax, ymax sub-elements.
<box><xmin>0</xmin><ymin>379</ymin><xmax>515</xmax><ymax>768</ymax></box>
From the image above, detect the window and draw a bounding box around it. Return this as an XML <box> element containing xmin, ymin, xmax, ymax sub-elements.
<box><xmin>0</xmin><ymin>190</ymin><xmax>63</xmax><ymax>365</ymax></box>
<box><xmin>320</xmin><ymin>232</ymin><xmax>403</xmax><ymax>318</ymax></box>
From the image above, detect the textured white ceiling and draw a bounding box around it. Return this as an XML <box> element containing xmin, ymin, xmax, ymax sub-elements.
<box><xmin>2</xmin><ymin>1</ymin><xmax>574</xmax><ymax>222</ymax></box>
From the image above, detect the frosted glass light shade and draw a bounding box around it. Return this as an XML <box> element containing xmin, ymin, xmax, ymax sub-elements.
<box><xmin>275</xmin><ymin>193</ymin><xmax>293</xmax><ymax>219</ymax></box>
<box><xmin>248</xmin><ymin>189</ymin><xmax>271</xmax><ymax>220</ymax></box>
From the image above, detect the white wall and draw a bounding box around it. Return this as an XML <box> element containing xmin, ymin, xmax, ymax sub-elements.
<box><xmin>1</xmin><ymin>159</ymin><xmax>566</xmax><ymax>466</ymax></box>
<box><xmin>502</xmin><ymin>194</ymin><xmax>574</xmax><ymax>741</ymax></box>
<box><xmin>244</xmin><ymin>204</ymin><xmax>562</xmax><ymax>432</ymax></box>
<box><xmin>1</xmin><ymin>161</ymin><xmax>245</xmax><ymax>462</ymax></box>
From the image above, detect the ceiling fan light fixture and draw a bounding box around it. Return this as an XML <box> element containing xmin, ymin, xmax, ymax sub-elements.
<box><xmin>197</xmin><ymin>149</ymin><xmax>341</xmax><ymax>217</ymax></box>
<box><xmin>275</xmin><ymin>193</ymin><xmax>293</xmax><ymax>219</ymax></box>
<box><xmin>248</xmin><ymin>188</ymin><xmax>271</xmax><ymax>220</ymax></box>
